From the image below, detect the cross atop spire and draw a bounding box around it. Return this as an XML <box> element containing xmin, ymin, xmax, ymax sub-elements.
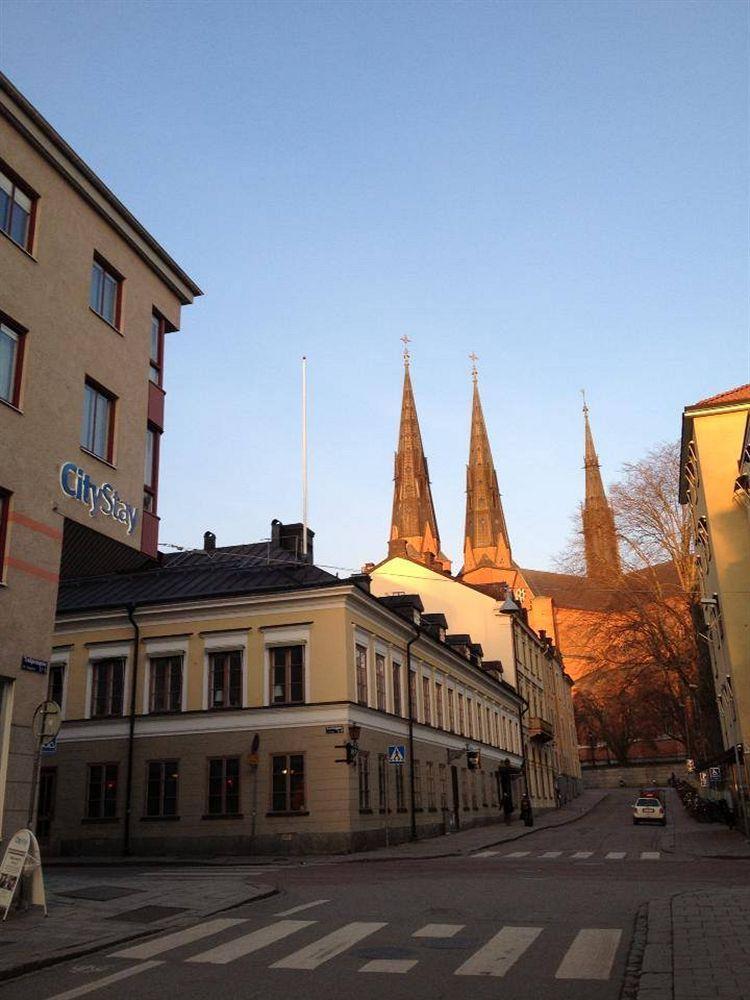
<box><xmin>387</xmin><ymin>357</ymin><xmax>451</xmax><ymax>573</ymax></box>
<box><xmin>469</xmin><ymin>352</ymin><xmax>479</xmax><ymax>384</ymax></box>
<box><xmin>458</xmin><ymin>373</ymin><xmax>513</xmax><ymax>582</ymax></box>
<box><xmin>581</xmin><ymin>387</ymin><xmax>588</xmax><ymax>414</ymax></box>
<box><xmin>401</xmin><ymin>334</ymin><xmax>411</xmax><ymax>368</ymax></box>
<box><xmin>580</xmin><ymin>398</ymin><xmax>621</xmax><ymax>581</ymax></box>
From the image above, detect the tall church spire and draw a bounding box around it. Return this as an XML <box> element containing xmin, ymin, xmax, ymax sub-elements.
<box><xmin>458</xmin><ymin>357</ymin><xmax>513</xmax><ymax>583</ymax></box>
<box><xmin>581</xmin><ymin>393</ymin><xmax>621</xmax><ymax>580</ymax></box>
<box><xmin>388</xmin><ymin>340</ymin><xmax>451</xmax><ymax>573</ymax></box>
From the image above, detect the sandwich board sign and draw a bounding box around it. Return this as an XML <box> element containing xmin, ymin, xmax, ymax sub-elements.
<box><xmin>0</xmin><ymin>828</ymin><xmax>46</xmax><ymax>920</ymax></box>
<box><xmin>387</xmin><ymin>745</ymin><xmax>406</xmax><ymax>765</ymax></box>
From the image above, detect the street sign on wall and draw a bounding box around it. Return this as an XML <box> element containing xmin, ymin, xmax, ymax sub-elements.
<box><xmin>387</xmin><ymin>745</ymin><xmax>405</xmax><ymax>764</ymax></box>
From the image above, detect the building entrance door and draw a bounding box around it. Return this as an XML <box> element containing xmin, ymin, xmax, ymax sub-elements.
<box><xmin>451</xmin><ymin>765</ymin><xmax>460</xmax><ymax>830</ymax></box>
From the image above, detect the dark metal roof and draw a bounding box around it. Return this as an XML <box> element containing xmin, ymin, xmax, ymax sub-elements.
<box><xmin>57</xmin><ymin>542</ymin><xmax>340</xmax><ymax>614</ymax></box>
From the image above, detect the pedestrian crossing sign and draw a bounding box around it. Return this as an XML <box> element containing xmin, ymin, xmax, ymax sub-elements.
<box><xmin>387</xmin><ymin>745</ymin><xmax>406</xmax><ymax>764</ymax></box>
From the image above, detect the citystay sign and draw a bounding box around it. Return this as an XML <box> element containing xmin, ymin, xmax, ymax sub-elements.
<box><xmin>59</xmin><ymin>462</ymin><xmax>138</xmax><ymax>536</ymax></box>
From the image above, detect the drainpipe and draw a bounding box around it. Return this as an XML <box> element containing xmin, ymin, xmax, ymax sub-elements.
<box><xmin>510</xmin><ymin>622</ymin><xmax>530</xmax><ymax>801</ymax></box>
<box><xmin>123</xmin><ymin>603</ymin><xmax>140</xmax><ymax>857</ymax></box>
<box><xmin>406</xmin><ymin>628</ymin><xmax>419</xmax><ymax>841</ymax></box>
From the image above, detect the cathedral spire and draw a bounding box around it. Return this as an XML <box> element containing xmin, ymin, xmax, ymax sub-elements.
<box><xmin>388</xmin><ymin>342</ymin><xmax>451</xmax><ymax>573</ymax></box>
<box><xmin>581</xmin><ymin>393</ymin><xmax>621</xmax><ymax>580</ymax></box>
<box><xmin>458</xmin><ymin>358</ymin><xmax>513</xmax><ymax>583</ymax></box>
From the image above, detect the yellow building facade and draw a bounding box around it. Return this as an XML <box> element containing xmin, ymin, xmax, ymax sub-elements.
<box><xmin>45</xmin><ymin>529</ymin><xmax>524</xmax><ymax>855</ymax></box>
<box><xmin>680</xmin><ymin>384</ymin><xmax>750</xmax><ymax>819</ymax></box>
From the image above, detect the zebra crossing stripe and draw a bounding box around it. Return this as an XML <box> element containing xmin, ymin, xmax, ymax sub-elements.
<box><xmin>640</xmin><ymin>852</ymin><xmax>660</xmax><ymax>860</ymax></box>
<box><xmin>540</xmin><ymin>851</ymin><xmax>562</xmax><ymax>858</ymax></box>
<box><xmin>271</xmin><ymin>922</ymin><xmax>387</xmax><ymax>970</ymax></box>
<box><xmin>555</xmin><ymin>929</ymin><xmax>622</xmax><ymax>980</ymax></box>
<box><xmin>504</xmin><ymin>851</ymin><xmax>530</xmax><ymax>858</ymax></box>
<box><xmin>360</xmin><ymin>959</ymin><xmax>418</xmax><ymax>973</ymax></box>
<box><xmin>605</xmin><ymin>852</ymin><xmax>626</xmax><ymax>859</ymax></box>
<box><xmin>472</xmin><ymin>850</ymin><xmax>499</xmax><ymax>858</ymax></box>
<box><xmin>45</xmin><ymin>961</ymin><xmax>163</xmax><ymax>1000</ymax></box>
<box><xmin>188</xmin><ymin>920</ymin><xmax>315</xmax><ymax>965</ymax></box>
<box><xmin>413</xmin><ymin>923</ymin><xmax>464</xmax><ymax>938</ymax></box>
<box><xmin>111</xmin><ymin>918</ymin><xmax>247</xmax><ymax>959</ymax></box>
<box><xmin>454</xmin><ymin>926</ymin><xmax>542</xmax><ymax>977</ymax></box>
<box><xmin>276</xmin><ymin>899</ymin><xmax>330</xmax><ymax>916</ymax></box>
<box><xmin>571</xmin><ymin>851</ymin><xmax>593</xmax><ymax>859</ymax></box>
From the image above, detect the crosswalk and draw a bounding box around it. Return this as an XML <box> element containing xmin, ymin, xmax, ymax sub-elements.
<box><xmin>86</xmin><ymin>912</ymin><xmax>625</xmax><ymax>988</ymax></box>
<box><xmin>470</xmin><ymin>849</ymin><xmax>661</xmax><ymax>861</ymax></box>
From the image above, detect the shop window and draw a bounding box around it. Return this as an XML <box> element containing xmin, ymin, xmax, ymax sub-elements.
<box><xmin>271</xmin><ymin>754</ymin><xmax>305</xmax><ymax>812</ymax></box>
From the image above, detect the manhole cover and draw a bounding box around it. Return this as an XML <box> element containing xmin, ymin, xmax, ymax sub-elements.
<box><xmin>108</xmin><ymin>905</ymin><xmax>188</xmax><ymax>923</ymax></box>
<box><xmin>59</xmin><ymin>886</ymin><xmax>144</xmax><ymax>901</ymax></box>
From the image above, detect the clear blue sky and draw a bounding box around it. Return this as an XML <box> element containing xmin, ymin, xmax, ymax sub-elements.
<box><xmin>2</xmin><ymin>0</ymin><xmax>747</xmax><ymax>574</ymax></box>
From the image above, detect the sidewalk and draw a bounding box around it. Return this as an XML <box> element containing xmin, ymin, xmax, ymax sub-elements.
<box><xmin>0</xmin><ymin>868</ymin><xmax>276</xmax><ymax>982</ymax></box>
<box><xmin>339</xmin><ymin>788</ymin><xmax>609</xmax><ymax>861</ymax></box>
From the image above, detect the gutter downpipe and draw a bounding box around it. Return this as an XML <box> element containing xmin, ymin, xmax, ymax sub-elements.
<box><xmin>509</xmin><ymin>618</ymin><xmax>530</xmax><ymax>800</ymax></box>
<box><xmin>123</xmin><ymin>603</ymin><xmax>140</xmax><ymax>857</ymax></box>
<box><xmin>406</xmin><ymin>627</ymin><xmax>419</xmax><ymax>841</ymax></box>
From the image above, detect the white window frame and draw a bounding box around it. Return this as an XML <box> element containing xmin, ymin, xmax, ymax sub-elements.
<box><xmin>142</xmin><ymin>637</ymin><xmax>190</xmax><ymax>714</ymax></box>
<box><xmin>85</xmin><ymin>642</ymin><xmax>132</xmax><ymax>720</ymax></box>
<box><xmin>353</xmin><ymin>627</ymin><xmax>372</xmax><ymax>708</ymax></box>
<box><xmin>263</xmin><ymin>624</ymin><xmax>311</xmax><ymax>707</ymax></box>
<box><xmin>49</xmin><ymin>647</ymin><xmax>71</xmax><ymax>720</ymax></box>
<box><xmin>202</xmin><ymin>631</ymin><xmax>249</xmax><ymax>710</ymax></box>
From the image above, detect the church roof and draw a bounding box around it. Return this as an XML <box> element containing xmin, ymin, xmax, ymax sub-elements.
<box><xmin>520</xmin><ymin>561</ymin><xmax>681</xmax><ymax>612</ymax></box>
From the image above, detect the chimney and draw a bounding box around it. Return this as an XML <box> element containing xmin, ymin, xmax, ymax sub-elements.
<box><xmin>349</xmin><ymin>573</ymin><xmax>371</xmax><ymax>594</ymax></box>
<box><xmin>204</xmin><ymin>531</ymin><xmax>216</xmax><ymax>553</ymax></box>
<box><xmin>271</xmin><ymin>519</ymin><xmax>314</xmax><ymax>563</ymax></box>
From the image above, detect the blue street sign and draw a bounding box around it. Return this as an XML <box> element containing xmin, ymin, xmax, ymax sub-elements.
<box><xmin>41</xmin><ymin>736</ymin><xmax>57</xmax><ymax>755</ymax></box>
<box><xmin>387</xmin><ymin>745</ymin><xmax>406</xmax><ymax>765</ymax></box>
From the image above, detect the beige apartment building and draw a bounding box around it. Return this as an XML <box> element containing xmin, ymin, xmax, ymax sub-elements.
<box><xmin>44</xmin><ymin>524</ymin><xmax>524</xmax><ymax>855</ymax></box>
<box><xmin>0</xmin><ymin>74</ymin><xmax>200</xmax><ymax>842</ymax></box>
<box><xmin>679</xmin><ymin>384</ymin><xmax>750</xmax><ymax>823</ymax></box>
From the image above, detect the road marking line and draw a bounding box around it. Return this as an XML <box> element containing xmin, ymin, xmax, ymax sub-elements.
<box><xmin>503</xmin><ymin>851</ymin><xmax>530</xmax><ymax>858</ymax></box>
<box><xmin>45</xmin><ymin>961</ymin><xmax>163</xmax><ymax>999</ymax></box>
<box><xmin>555</xmin><ymin>929</ymin><xmax>622</xmax><ymax>980</ymax></box>
<box><xmin>188</xmin><ymin>920</ymin><xmax>315</xmax><ymax>965</ymax></box>
<box><xmin>359</xmin><ymin>959</ymin><xmax>418</xmax><ymax>973</ymax></box>
<box><xmin>275</xmin><ymin>899</ymin><xmax>331</xmax><ymax>916</ymax></box>
<box><xmin>540</xmin><ymin>851</ymin><xmax>562</xmax><ymax>858</ymax></box>
<box><xmin>472</xmin><ymin>851</ymin><xmax>499</xmax><ymax>858</ymax></box>
<box><xmin>605</xmin><ymin>852</ymin><xmax>626</xmax><ymax>859</ymax></box>
<box><xmin>413</xmin><ymin>923</ymin><xmax>465</xmax><ymax>938</ymax></box>
<box><xmin>110</xmin><ymin>918</ymin><xmax>247</xmax><ymax>959</ymax></box>
<box><xmin>455</xmin><ymin>926</ymin><xmax>542</xmax><ymax>976</ymax></box>
<box><xmin>272</xmin><ymin>922</ymin><xmax>386</xmax><ymax>970</ymax></box>
<box><xmin>640</xmin><ymin>852</ymin><xmax>660</xmax><ymax>860</ymax></box>
<box><xmin>571</xmin><ymin>851</ymin><xmax>593</xmax><ymax>859</ymax></box>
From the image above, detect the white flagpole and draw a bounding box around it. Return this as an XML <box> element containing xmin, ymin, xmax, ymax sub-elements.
<box><xmin>302</xmin><ymin>356</ymin><xmax>308</xmax><ymax>559</ymax></box>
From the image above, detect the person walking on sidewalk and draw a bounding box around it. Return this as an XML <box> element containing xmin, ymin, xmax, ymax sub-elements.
<box><xmin>502</xmin><ymin>791</ymin><xmax>513</xmax><ymax>825</ymax></box>
<box><xmin>520</xmin><ymin>793</ymin><xmax>534</xmax><ymax>827</ymax></box>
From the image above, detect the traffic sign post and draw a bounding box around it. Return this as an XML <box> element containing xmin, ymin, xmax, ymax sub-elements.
<box><xmin>387</xmin><ymin>745</ymin><xmax>406</xmax><ymax>765</ymax></box>
<box><xmin>28</xmin><ymin>701</ymin><xmax>62</xmax><ymax>829</ymax></box>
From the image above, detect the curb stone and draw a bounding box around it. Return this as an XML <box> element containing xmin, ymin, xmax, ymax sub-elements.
<box><xmin>0</xmin><ymin>885</ymin><xmax>279</xmax><ymax>984</ymax></box>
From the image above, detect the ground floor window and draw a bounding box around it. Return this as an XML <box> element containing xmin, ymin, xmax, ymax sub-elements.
<box><xmin>146</xmin><ymin>760</ymin><xmax>179</xmax><ymax>817</ymax></box>
<box><xmin>378</xmin><ymin>754</ymin><xmax>387</xmax><ymax>811</ymax></box>
<box><xmin>395</xmin><ymin>765</ymin><xmax>405</xmax><ymax>811</ymax></box>
<box><xmin>413</xmin><ymin>760</ymin><xmax>422</xmax><ymax>809</ymax></box>
<box><xmin>86</xmin><ymin>763</ymin><xmax>118</xmax><ymax>819</ymax></box>
<box><xmin>358</xmin><ymin>751</ymin><xmax>371</xmax><ymax>811</ymax></box>
<box><xmin>37</xmin><ymin>766</ymin><xmax>56</xmax><ymax>840</ymax></box>
<box><xmin>271</xmin><ymin>754</ymin><xmax>305</xmax><ymax>812</ymax></box>
<box><xmin>439</xmin><ymin>763</ymin><xmax>447</xmax><ymax>810</ymax></box>
<box><xmin>426</xmin><ymin>761</ymin><xmax>436</xmax><ymax>810</ymax></box>
<box><xmin>207</xmin><ymin>757</ymin><xmax>240</xmax><ymax>815</ymax></box>
<box><xmin>471</xmin><ymin>772</ymin><xmax>478</xmax><ymax>810</ymax></box>
<box><xmin>461</xmin><ymin>768</ymin><xmax>469</xmax><ymax>809</ymax></box>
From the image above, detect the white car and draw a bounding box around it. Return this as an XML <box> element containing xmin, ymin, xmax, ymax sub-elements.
<box><xmin>633</xmin><ymin>797</ymin><xmax>666</xmax><ymax>826</ymax></box>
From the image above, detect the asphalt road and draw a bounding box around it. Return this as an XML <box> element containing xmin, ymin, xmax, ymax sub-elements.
<box><xmin>5</xmin><ymin>788</ymin><xmax>746</xmax><ymax>1000</ymax></box>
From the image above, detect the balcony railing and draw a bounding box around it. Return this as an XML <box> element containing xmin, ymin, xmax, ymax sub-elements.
<box><xmin>527</xmin><ymin>716</ymin><xmax>554</xmax><ymax>743</ymax></box>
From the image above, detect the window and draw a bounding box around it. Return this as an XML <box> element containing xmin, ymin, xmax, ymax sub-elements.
<box><xmin>149</xmin><ymin>656</ymin><xmax>182</xmax><ymax>713</ymax></box>
<box><xmin>422</xmin><ymin>676</ymin><xmax>432</xmax><ymax>725</ymax></box>
<box><xmin>143</xmin><ymin>425</ymin><xmax>160</xmax><ymax>513</ymax></box>
<box><xmin>209</xmin><ymin>650</ymin><xmax>242</xmax><ymax>708</ymax></box>
<box><xmin>150</xmin><ymin>313</ymin><xmax>165</xmax><ymax>385</ymax></box>
<box><xmin>358</xmin><ymin>751</ymin><xmax>371</xmax><ymax>810</ymax></box>
<box><xmin>0</xmin><ymin>166</ymin><xmax>35</xmax><ymax>251</ymax></box>
<box><xmin>447</xmin><ymin>689</ymin><xmax>455</xmax><ymax>732</ymax></box>
<box><xmin>392</xmin><ymin>661</ymin><xmax>402</xmax><ymax>717</ymax></box>
<box><xmin>48</xmin><ymin>663</ymin><xmax>65</xmax><ymax>710</ymax></box>
<box><xmin>467</xmin><ymin>699</ymin><xmax>474</xmax><ymax>739</ymax></box>
<box><xmin>207</xmin><ymin>757</ymin><xmax>240</xmax><ymax>815</ymax></box>
<box><xmin>461</xmin><ymin>768</ymin><xmax>469</xmax><ymax>809</ymax></box>
<box><xmin>355</xmin><ymin>643</ymin><xmax>368</xmax><ymax>705</ymax></box>
<box><xmin>270</xmin><ymin>645</ymin><xmax>304</xmax><ymax>704</ymax></box>
<box><xmin>90</xmin><ymin>256</ymin><xmax>121</xmax><ymax>327</ymax></box>
<box><xmin>90</xmin><ymin>658</ymin><xmax>124</xmax><ymax>718</ymax></box>
<box><xmin>146</xmin><ymin>760</ymin><xmax>179</xmax><ymax>817</ymax></box>
<box><xmin>439</xmin><ymin>763</ymin><xmax>447</xmax><ymax>810</ymax></box>
<box><xmin>471</xmin><ymin>772</ymin><xmax>478</xmax><ymax>810</ymax></box>
<box><xmin>426</xmin><ymin>761</ymin><xmax>436</xmax><ymax>810</ymax></box>
<box><xmin>458</xmin><ymin>693</ymin><xmax>465</xmax><ymax>735</ymax></box>
<box><xmin>435</xmin><ymin>683</ymin><xmax>444</xmax><ymax>730</ymax></box>
<box><xmin>81</xmin><ymin>379</ymin><xmax>115</xmax><ymax>462</ymax></box>
<box><xmin>378</xmin><ymin>754</ymin><xmax>387</xmax><ymax>812</ymax></box>
<box><xmin>413</xmin><ymin>760</ymin><xmax>422</xmax><ymax>809</ymax></box>
<box><xmin>409</xmin><ymin>669</ymin><xmax>417</xmax><ymax>720</ymax></box>
<box><xmin>0</xmin><ymin>319</ymin><xmax>24</xmax><ymax>408</ymax></box>
<box><xmin>395</xmin><ymin>765</ymin><xmax>405</xmax><ymax>811</ymax></box>
<box><xmin>0</xmin><ymin>489</ymin><xmax>8</xmax><ymax>580</ymax></box>
<box><xmin>482</xmin><ymin>772</ymin><xmax>488</xmax><ymax>807</ymax></box>
<box><xmin>271</xmin><ymin>754</ymin><xmax>305</xmax><ymax>812</ymax></box>
<box><xmin>375</xmin><ymin>653</ymin><xmax>386</xmax><ymax>711</ymax></box>
<box><xmin>86</xmin><ymin>763</ymin><xmax>118</xmax><ymax>819</ymax></box>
